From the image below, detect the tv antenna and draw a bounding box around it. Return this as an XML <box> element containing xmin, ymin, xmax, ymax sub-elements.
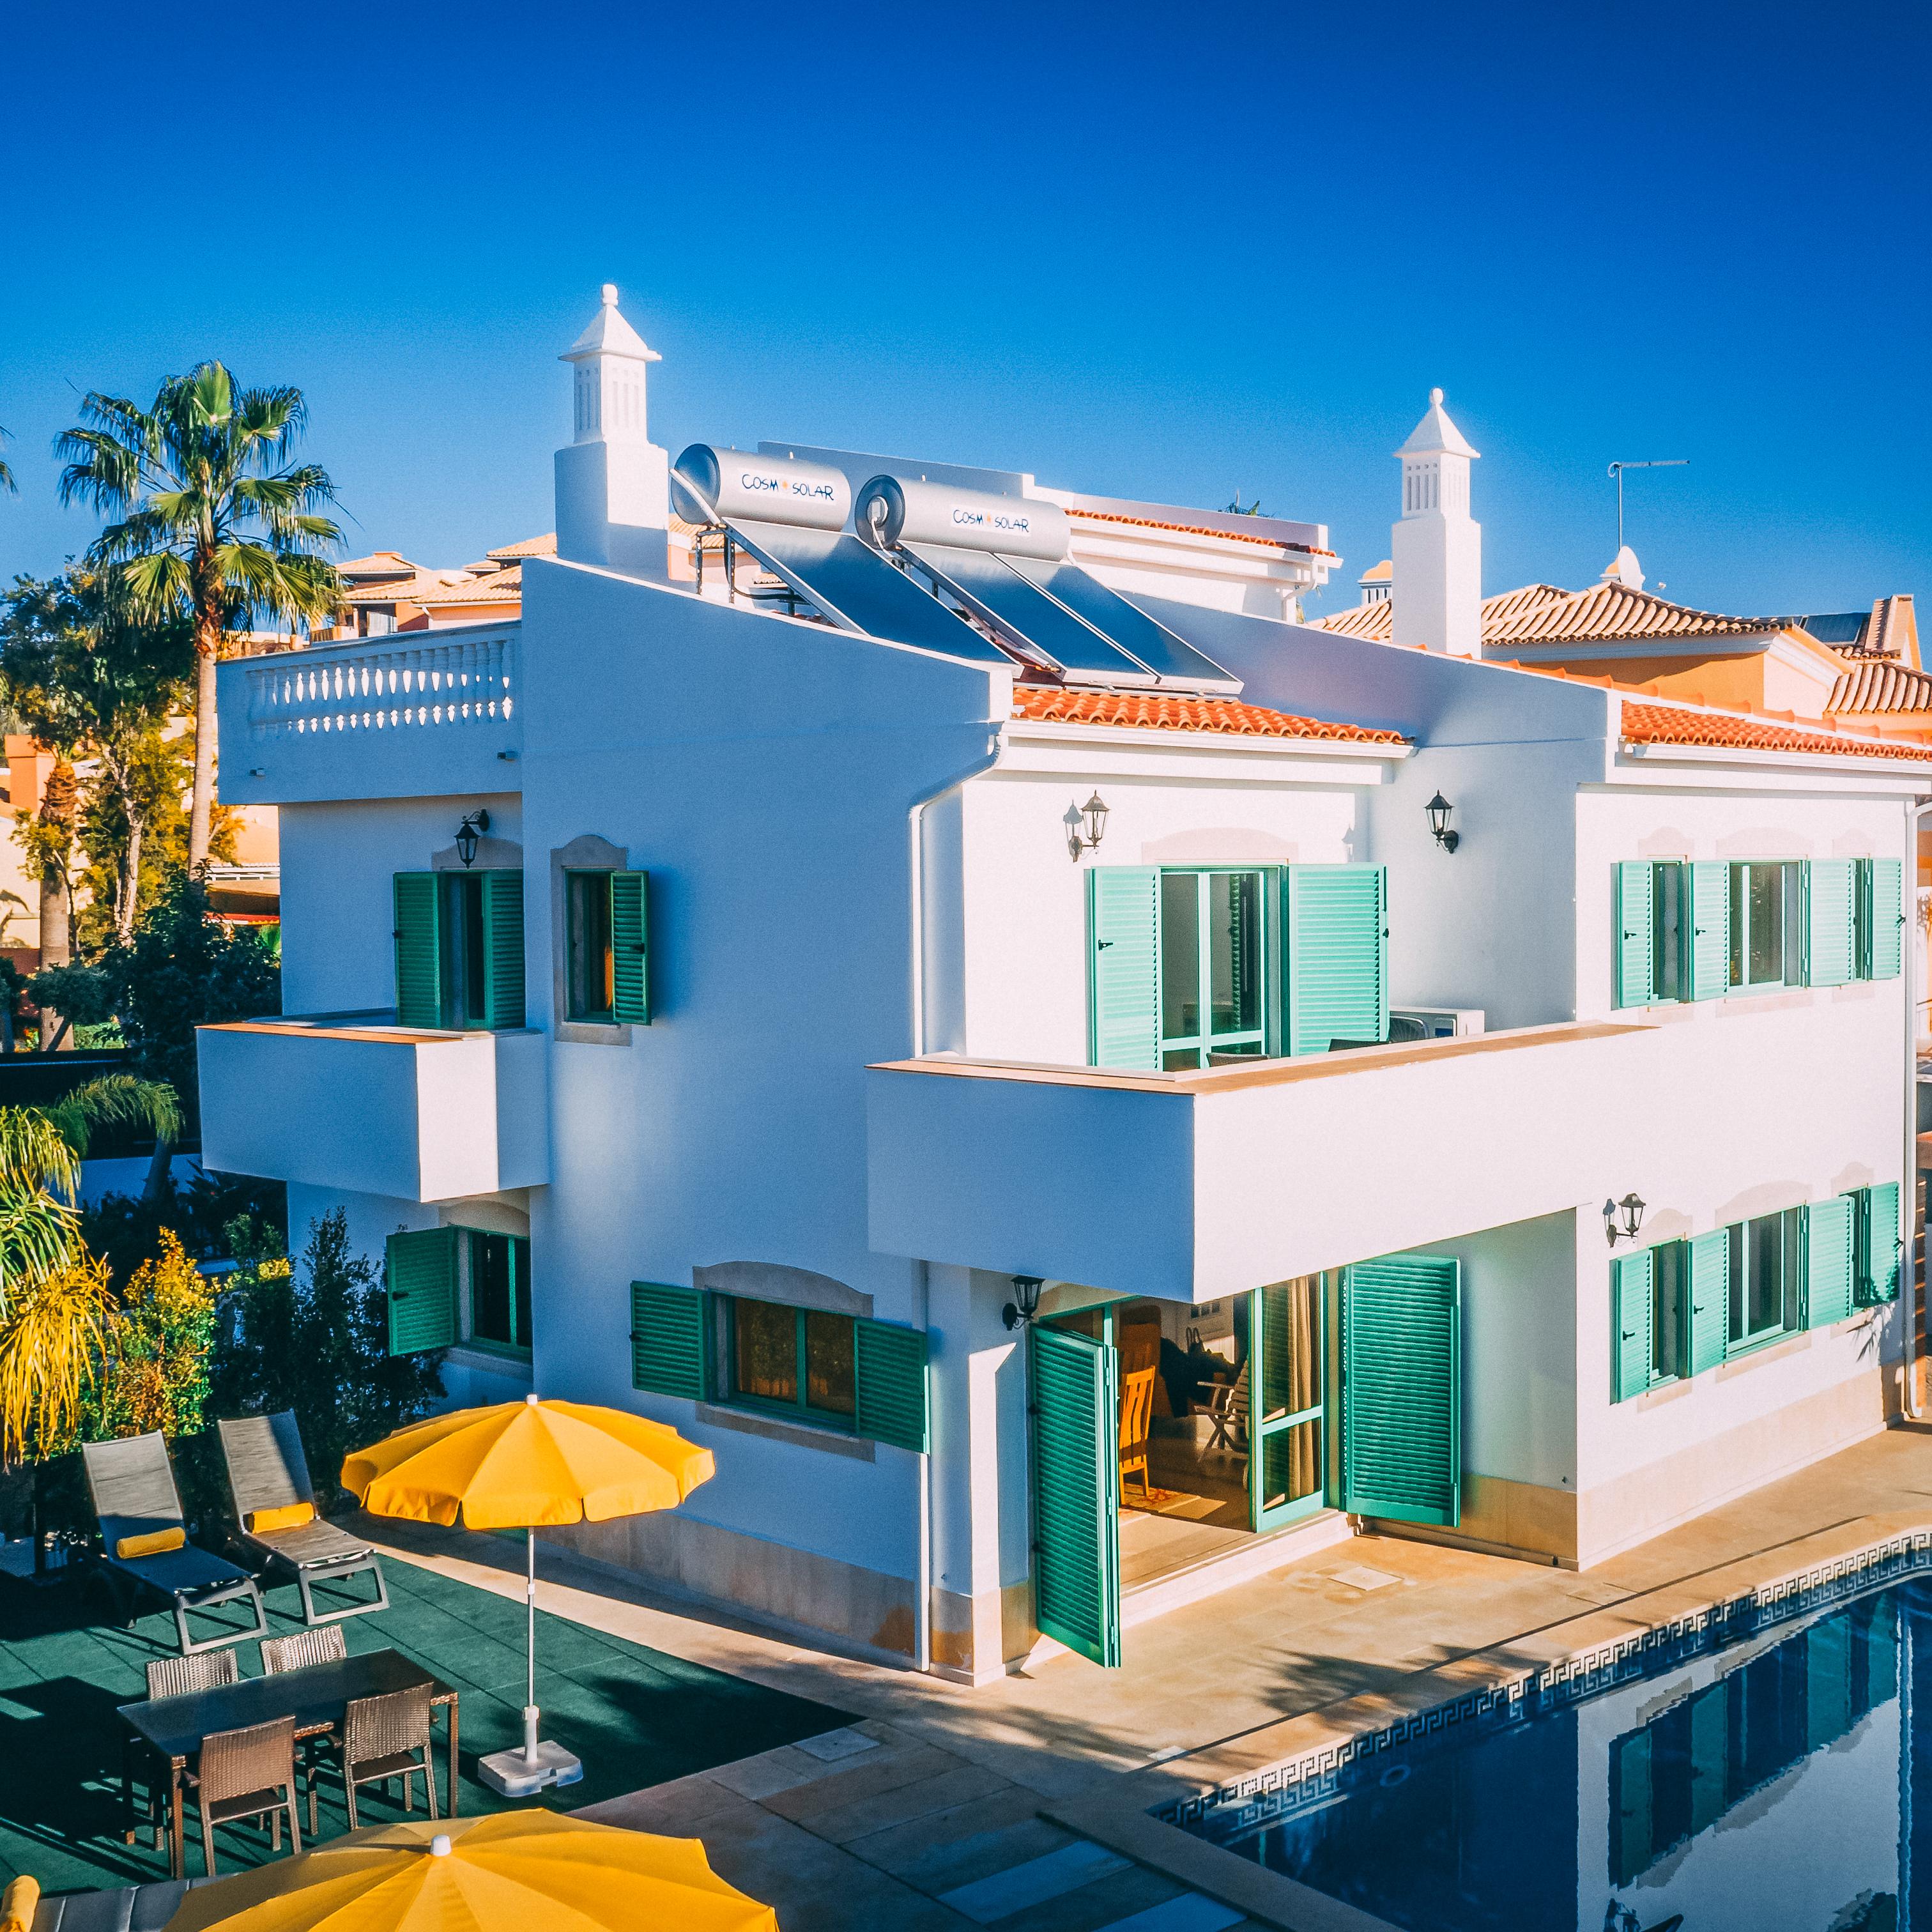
<box><xmin>1607</xmin><ymin>460</ymin><xmax>1687</xmax><ymax>553</ymax></box>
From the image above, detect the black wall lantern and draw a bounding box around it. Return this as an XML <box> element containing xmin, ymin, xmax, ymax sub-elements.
<box><xmin>1426</xmin><ymin>793</ymin><xmax>1460</xmax><ymax>854</ymax></box>
<box><xmin>1067</xmin><ymin>792</ymin><xmax>1110</xmax><ymax>861</ymax></box>
<box><xmin>1603</xmin><ymin>1193</ymin><xmax>1646</xmax><ymax>1246</ymax></box>
<box><xmin>1003</xmin><ymin>1275</ymin><xmax>1045</xmax><ymax>1330</ymax></box>
<box><xmin>454</xmin><ymin>809</ymin><xmax>491</xmax><ymax>868</ymax></box>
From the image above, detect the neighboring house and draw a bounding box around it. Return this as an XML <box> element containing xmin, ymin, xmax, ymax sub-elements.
<box><xmin>330</xmin><ymin>536</ymin><xmax>557</xmax><ymax>638</ymax></box>
<box><xmin>198</xmin><ymin>293</ymin><xmax>1929</xmax><ymax>1685</ymax></box>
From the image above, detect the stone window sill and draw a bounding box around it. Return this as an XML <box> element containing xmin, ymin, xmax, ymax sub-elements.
<box><xmin>694</xmin><ymin>1401</ymin><xmax>876</xmax><ymax>1462</ymax></box>
<box><xmin>558</xmin><ymin>1020</ymin><xmax>632</xmax><ymax>1046</ymax></box>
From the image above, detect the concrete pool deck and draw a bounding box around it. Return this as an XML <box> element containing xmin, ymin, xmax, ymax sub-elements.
<box><xmin>357</xmin><ymin>1418</ymin><xmax>1932</xmax><ymax>1930</ymax></box>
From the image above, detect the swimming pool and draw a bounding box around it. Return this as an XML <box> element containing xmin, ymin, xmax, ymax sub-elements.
<box><xmin>1174</xmin><ymin>1557</ymin><xmax>1932</xmax><ymax>1930</ymax></box>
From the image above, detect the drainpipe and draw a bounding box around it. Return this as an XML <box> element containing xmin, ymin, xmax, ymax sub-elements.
<box><xmin>905</xmin><ymin>709</ymin><xmax>1006</xmax><ymax>1675</ymax></box>
<box><xmin>1905</xmin><ymin>800</ymin><xmax>1932</xmax><ymax>1419</ymax></box>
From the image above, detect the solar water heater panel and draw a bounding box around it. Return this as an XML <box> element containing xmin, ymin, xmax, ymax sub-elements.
<box><xmin>725</xmin><ymin>519</ymin><xmax>1013</xmax><ymax>666</ymax></box>
<box><xmin>1005</xmin><ymin>558</ymin><xmax>1241</xmax><ymax>692</ymax></box>
<box><xmin>904</xmin><ymin>544</ymin><xmax>1155</xmax><ymax>684</ymax></box>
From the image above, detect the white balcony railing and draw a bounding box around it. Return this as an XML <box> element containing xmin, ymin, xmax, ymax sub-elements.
<box><xmin>241</xmin><ymin>626</ymin><xmax>516</xmax><ymax>740</ymax></box>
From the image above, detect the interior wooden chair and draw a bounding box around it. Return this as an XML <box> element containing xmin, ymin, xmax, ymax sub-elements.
<box><xmin>260</xmin><ymin>1626</ymin><xmax>348</xmax><ymax>1675</ymax></box>
<box><xmin>1194</xmin><ymin>1359</ymin><xmax>1252</xmax><ymax>1475</ymax></box>
<box><xmin>193</xmin><ymin>1717</ymin><xmax>301</xmax><ymax>1877</ymax></box>
<box><xmin>1117</xmin><ymin>1365</ymin><xmax>1157</xmax><ymax>1500</ymax></box>
<box><xmin>330</xmin><ymin>1684</ymin><xmax>439</xmax><ymax>1830</ymax></box>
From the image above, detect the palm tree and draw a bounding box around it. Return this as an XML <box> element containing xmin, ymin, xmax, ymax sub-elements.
<box><xmin>56</xmin><ymin>365</ymin><xmax>342</xmax><ymax>871</ymax></box>
<box><xmin>0</xmin><ymin>425</ymin><xmax>15</xmax><ymax>495</ymax></box>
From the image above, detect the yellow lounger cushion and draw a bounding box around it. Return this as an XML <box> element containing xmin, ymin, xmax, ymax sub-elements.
<box><xmin>1</xmin><ymin>1873</ymin><xmax>41</xmax><ymax>1932</ymax></box>
<box><xmin>247</xmin><ymin>1501</ymin><xmax>316</xmax><ymax>1535</ymax></box>
<box><xmin>114</xmin><ymin>1527</ymin><xmax>185</xmax><ymax>1560</ymax></box>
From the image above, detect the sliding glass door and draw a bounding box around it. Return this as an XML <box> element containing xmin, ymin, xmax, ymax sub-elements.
<box><xmin>1251</xmin><ymin>1275</ymin><xmax>1327</xmax><ymax>1530</ymax></box>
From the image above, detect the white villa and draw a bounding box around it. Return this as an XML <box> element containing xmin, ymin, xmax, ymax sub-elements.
<box><xmin>198</xmin><ymin>289</ymin><xmax>1930</xmax><ymax>1682</ymax></box>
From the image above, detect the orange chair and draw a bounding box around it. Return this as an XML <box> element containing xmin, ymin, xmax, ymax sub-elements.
<box><xmin>1118</xmin><ymin>1365</ymin><xmax>1156</xmax><ymax>1499</ymax></box>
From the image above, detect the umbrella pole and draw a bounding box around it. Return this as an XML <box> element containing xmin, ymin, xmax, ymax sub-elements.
<box><xmin>524</xmin><ymin>1525</ymin><xmax>539</xmax><ymax>1766</ymax></box>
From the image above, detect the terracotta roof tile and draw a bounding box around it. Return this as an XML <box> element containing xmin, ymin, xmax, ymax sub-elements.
<box><xmin>1314</xmin><ymin>579</ymin><xmax>1780</xmax><ymax>647</ymax></box>
<box><xmin>1010</xmin><ymin>687</ymin><xmax>1406</xmax><ymax>746</ymax></box>
<box><xmin>1620</xmin><ymin>702</ymin><xmax>1932</xmax><ymax>763</ymax></box>
<box><xmin>1065</xmin><ymin>505</ymin><xmax>1334</xmax><ymax>557</ymax></box>
<box><xmin>1828</xmin><ymin>657</ymin><xmax>1932</xmax><ymax>714</ymax></box>
<box><xmin>486</xmin><ymin>533</ymin><xmax>556</xmax><ymax>561</ymax></box>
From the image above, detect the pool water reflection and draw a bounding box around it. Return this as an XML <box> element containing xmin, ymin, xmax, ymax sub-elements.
<box><xmin>1190</xmin><ymin>1574</ymin><xmax>1932</xmax><ymax>1930</ymax></box>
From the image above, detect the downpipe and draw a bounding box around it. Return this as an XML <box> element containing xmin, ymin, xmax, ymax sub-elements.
<box><xmin>905</xmin><ymin>717</ymin><xmax>1005</xmax><ymax>1675</ymax></box>
<box><xmin>1905</xmin><ymin>801</ymin><xmax>1932</xmax><ymax>1418</ymax></box>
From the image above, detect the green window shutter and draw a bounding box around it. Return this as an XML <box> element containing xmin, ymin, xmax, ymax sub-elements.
<box><xmin>1869</xmin><ymin>857</ymin><xmax>1904</xmax><ymax>980</ymax></box>
<box><xmin>1804</xmin><ymin>859</ymin><xmax>1856</xmax><ymax>989</ymax></box>
<box><xmin>854</xmin><ymin>1319</ymin><xmax>928</xmax><ymax>1452</ymax></box>
<box><xmin>393</xmin><ymin>872</ymin><xmax>443</xmax><ymax>1027</ymax></box>
<box><xmin>611</xmin><ymin>870</ymin><xmax>650</xmax><ymax>1025</ymax></box>
<box><xmin>1029</xmin><ymin>1324</ymin><xmax>1121</xmax><ymax>1667</ymax></box>
<box><xmin>1858</xmin><ymin>1181</ymin><xmax>1902</xmax><ymax>1305</ymax></box>
<box><xmin>1342</xmin><ymin>1254</ymin><xmax>1460</xmax><ymax>1527</ymax></box>
<box><xmin>1612</xmin><ymin>1249</ymin><xmax>1653</xmax><ymax>1401</ymax></box>
<box><xmin>629</xmin><ymin>1282</ymin><xmax>709</xmax><ymax>1399</ymax></box>
<box><xmin>1687</xmin><ymin>1228</ymin><xmax>1729</xmax><ymax>1375</ymax></box>
<box><xmin>1689</xmin><ymin>861</ymin><xmax>1730</xmax><ymax>1001</ymax></box>
<box><xmin>386</xmin><ymin>1227</ymin><xmax>458</xmax><ymax>1354</ymax></box>
<box><xmin>1615</xmin><ymin>862</ymin><xmax>1655</xmax><ymax>1008</ymax></box>
<box><xmin>1804</xmin><ymin>1195</ymin><xmax>1856</xmax><ymax>1328</ymax></box>
<box><xmin>1088</xmin><ymin>868</ymin><xmax>1160</xmax><ymax>1070</ymax></box>
<box><xmin>480</xmin><ymin>870</ymin><xmax>525</xmax><ymax>1029</ymax></box>
<box><xmin>1287</xmin><ymin>864</ymin><xmax>1388</xmax><ymax>1055</ymax></box>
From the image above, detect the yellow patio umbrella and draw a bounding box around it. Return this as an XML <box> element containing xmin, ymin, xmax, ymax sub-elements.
<box><xmin>162</xmin><ymin>1811</ymin><xmax>776</xmax><ymax>1932</ymax></box>
<box><xmin>341</xmin><ymin>1394</ymin><xmax>714</xmax><ymax>1795</ymax></box>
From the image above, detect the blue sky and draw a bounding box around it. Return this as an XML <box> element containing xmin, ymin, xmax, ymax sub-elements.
<box><xmin>2</xmin><ymin>2</ymin><xmax>1925</xmax><ymax>619</ymax></box>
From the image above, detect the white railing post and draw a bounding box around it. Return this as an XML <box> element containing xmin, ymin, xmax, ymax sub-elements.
<box><xmin>239</xmin><ymin>627</ymin><xmax>519</xmax><ymax>740</ymax></box>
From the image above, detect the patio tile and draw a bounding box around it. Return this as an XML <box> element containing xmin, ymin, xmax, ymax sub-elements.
<box><xmin>795</xmin><ymin>1761</ymin><xmax>1013</xmax><ymax>1846</ymax></box>
<box><xmin>843</xmin><ymin>1788</ymin><xmax>1070</xmax><ymax>1892</ymax></box>
<box><xmin>759</xmin><ymin>1742</ymin><xmax>965</xmax><ymax>1821</ymax></box>
<box><xmin>938</xmin><ymin>1840</ymin><xmax>1129</xmax><ymax>1923</ymax></box>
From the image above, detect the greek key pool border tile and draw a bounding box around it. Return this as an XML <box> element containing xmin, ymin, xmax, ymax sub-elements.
<box><xmin>1162</xmin><ymin>1529</ymin><xmax>1932</xmax><ymax>1837</ymax></box>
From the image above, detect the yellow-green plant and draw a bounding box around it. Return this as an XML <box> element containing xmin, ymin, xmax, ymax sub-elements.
<box><xmin>0</xmin><ymin>1251</ymin><xmax>112</xmax><ymax>1461</ymax></box>
<box><xmin>84</xmin><ymin>1229</ymin><xmax>215</xmax><ymax>1442</ymax></box>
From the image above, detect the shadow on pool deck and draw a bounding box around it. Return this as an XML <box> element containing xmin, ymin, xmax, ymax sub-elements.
<box><xmin>0</xmin><ymin>1551</ymin><xmax>851</xmax><ymax>1895</ymax></box>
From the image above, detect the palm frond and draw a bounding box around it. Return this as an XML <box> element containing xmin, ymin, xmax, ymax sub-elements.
<box><xmin>0</xmin><ymin>1179</ymin><xmax>83</xmax><ymax>1319</ymax></box>
<box><xmin>0</xmin><ymin>1250</ymin><xmax>111</xmax><ymax>1458</ymax></box>
<box><xmin>45</xmin><ymin>1076</ymin><xmax>182</xmax><ymax>1158</ymax></box>
<box><xmin>0</xmin><ymin>1108</ymin><xmax>82</xmax><ymax>1202</ymax></box>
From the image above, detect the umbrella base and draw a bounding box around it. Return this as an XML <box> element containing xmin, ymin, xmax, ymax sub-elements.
<box><xmin>479</xmin><ymin>1740</ymin><xmax>584</xmax><ymax>1797</ymax></box>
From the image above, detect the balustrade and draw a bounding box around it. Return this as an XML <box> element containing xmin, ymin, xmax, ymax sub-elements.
<box><xmin>243</xmin><ymin>626</ymin><xmax>516</xmax><ymax>738</ymax></box>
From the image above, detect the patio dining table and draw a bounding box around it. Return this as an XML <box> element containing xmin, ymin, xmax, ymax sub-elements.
<box><xmin>116</xmin><ymin>1647</ymin><xmax>458</xmax><ymax>1879</ymax></box>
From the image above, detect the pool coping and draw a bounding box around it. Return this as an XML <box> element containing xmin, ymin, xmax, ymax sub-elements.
<box><xmin>1040</xmin><ymin>1508</ymin><xmax>1932</xmax><ymax>1932</ymax></box>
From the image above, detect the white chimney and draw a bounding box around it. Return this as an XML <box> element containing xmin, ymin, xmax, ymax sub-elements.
<box><xmin>554</xmin><ymin>285</ymin><xmax>669</xmax><ymax>578</ymax></box>
<box><xmin>1388</xmin><ymin>388</ymin><xmax>1481</xmax><ymax>657</ymax></box>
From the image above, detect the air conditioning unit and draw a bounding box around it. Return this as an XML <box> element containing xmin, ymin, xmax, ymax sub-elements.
<box><xmin>1390</xmin><ymin>1006</ymin><xmax>1486</xmax><ymax>1041</ymax></box>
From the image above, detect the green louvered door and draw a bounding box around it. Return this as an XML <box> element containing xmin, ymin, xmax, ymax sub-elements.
<box><xmin>1613</xmin><ymin>1248</ymin><xmax>1653</xmax><ymax>1401</ymax></box>
<box><xmin>1029</xmin><ymin>1324</ymin><xmax>1121</xmax><ymax>1667</ymax></box>
<box><xmin>1616</xmin><ymin>861</ymin><xmax>1654</xmax><ymax>1008</ymax></box>
<box><xmin>854</xmin><ymin>1319</ymin><xmax>929</xmax><ymax>1452</ymax></box>
<box><xmin>1689</xmin><ymin>861</ymin><xmax>1730</xmax><ymax>1001</ymax></box>
<box><xmin>1689</xmin><ymin>1227</ymin><xmax>1729</xmax><ymax>1374</ymax></box>
<box><xmin>1867</xmin><ymin>857</ymin><xmax>1905</xmax><ymax>980</ymax></box>
<box><xmin>1805</xmin><ymin>859</ymin><xmax>1856</xmax><ymax>988</ymax></box>
<box><xmin>1342</xmin><ymin>1254</ymin><xmax>1460</xmax><ymax>1527</ymax></box>
<box><xmin>1859</xmin><ymin>1181</ymin><xmax>1903</xmax><ymax>1305</ymax></box>
<box><xmin>611</xmin><ymin>871</ymin><xmax>650</xmax><ymax>1025</ymax></box>
<box><xmin>1286</xmin><ymin>864</ymin><xmax>1388</xmax><ymax>1055</ymax></box>
<box><xmin>386</xmin><ymin>1227</ymin><xmax>458</xmax><ymax>1354</ymax></box>
<box><xmin>1088</xmin><ymin>868</ymin><xmax>1160</xmax><ymax>1070</ymax></box>
<box><xmin>394</xmin><ymin>873</ymin><xmax>442</xmax><ymax>1027</ymax></box>
<box><xmin>480</xmin><ymin>870</ymin><xmax>525</xmax><ymax>1029</ymax></box>
<box><xmin>1805</xmin><ymin>1195</ymin><xmax>1856</xmax><ymax>1328</ymax></box>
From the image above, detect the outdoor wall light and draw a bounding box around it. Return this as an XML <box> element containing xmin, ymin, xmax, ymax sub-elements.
<box><xmin>1003</xmin><ymin>1275</ymin><xmax>1045</xmax><ymax>1330</ymax></box>
<box><xmin>1603</xmin><ymin>1194</ymin><xmax>1646</xmax><ymax>1246</ymax></box>
<box><xmin>1067</xmin><ymin>792</ymin><xmax>1110</xmax><ymax>861</ymax></box>
<box><xmin>454</xmin><ymin>809</ymin><xmax>491</xmax><ymax>868</ymax></box>
<box><xmin>1426</xmin><ymin>793</ymin><xmax>1460</xmax><ymax>854</ymax></box>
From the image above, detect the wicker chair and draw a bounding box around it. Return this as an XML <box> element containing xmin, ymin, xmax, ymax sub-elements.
<box><xmin>193</xmin><ymin>1717</ymin><xmax>300</xmax><ymax>1876</ymax></box>
<box><xmin>133</xmin><ymin>1650</ymin><xmax>241</xmax><ymax>1850</ymax></box>
<box><xmin>260</xmin><ymin>1626</ymin><xmax>348</xmax><ymax>1676</ymax></box>
<box><xmin>328</xmin><ymin>1685</ymin><xmax>439</xmax><ymax>1830</ymax></box>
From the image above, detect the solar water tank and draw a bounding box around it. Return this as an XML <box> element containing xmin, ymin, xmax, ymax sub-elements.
<box><xmin>671</xmin><ymin>446</ymin><xmax>852</xmax><ymax>531</ymax></box>
<box><xmin>854</xmin><ymin>475</ymin><xmax>1070</xmax><ymax>562</ymax></box>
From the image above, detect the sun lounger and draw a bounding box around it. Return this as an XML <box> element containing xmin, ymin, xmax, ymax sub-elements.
<box><xmin>81</xmin><ymin>1434</ymin><xmax>267</xmax><ymax>1655</ymax></box>
<box><xmin>217</xmin><ymin>1411</ymin><xmax>388</xmax><ymax>1626</ymax></box>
